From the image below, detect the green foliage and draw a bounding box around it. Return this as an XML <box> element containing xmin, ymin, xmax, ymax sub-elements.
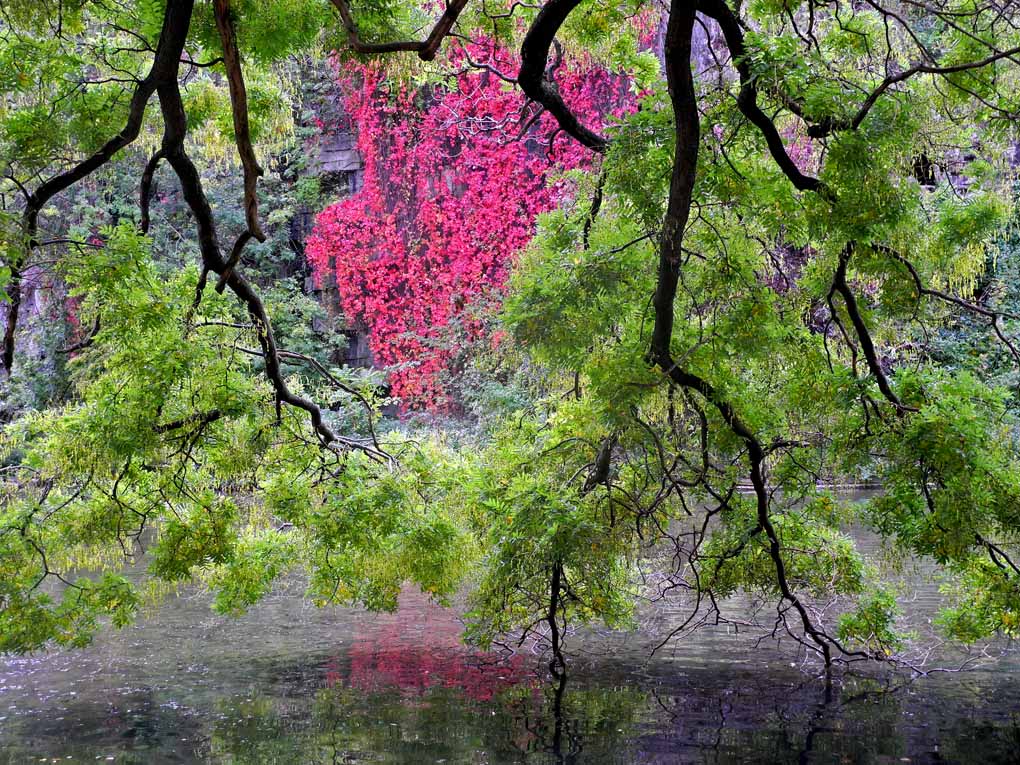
<box><xmin>456</xmin><ymin>409</ymin><xmax>638</xmax><ymax>648</ymax></box>
<box><xmin>938</xmin><ymin>557</ymin><xmax>1020</xmax><ymax>641</ymax></box>
<box><xmin>209</xmin><ymin>529</ymin><xmax>297</xmax><ymax>616</ymax></box>
<box><xmin>704</xmin><ymin>495</ymin><xmax>867</xmax><ymax>600</ymax></box>
<box><xmin>3</xmin><ymin>0</ymin><xmax>1020</xmax><ymax>668</ymax></box>
<box><xmin>0</xmin><ymin>222</ymin><xmax>468</xmax><ymax>649</ymax></box>
<box><xmin>837</xmin><ymin>589</ymin><xmax>905</xmax><ymax>654</ymax></box>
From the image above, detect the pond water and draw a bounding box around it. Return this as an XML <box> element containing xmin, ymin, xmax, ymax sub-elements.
<box><xmin>2</xmin><ymin>531</ymin><xmax>1020</xmax><ymax>763</ymax></box>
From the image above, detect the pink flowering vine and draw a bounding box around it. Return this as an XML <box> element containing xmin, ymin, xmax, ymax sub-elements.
<box><xmin>306</xmin><ymin>39</ymin><xmax>633</xmax><ymax>409</ymax></box>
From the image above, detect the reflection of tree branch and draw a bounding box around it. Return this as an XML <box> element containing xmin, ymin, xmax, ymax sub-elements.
<box><xmin>547</xmin><ymin>561</ymin><xmax>567</xmax><ymax>676</ymax></box>
<box><xmin>521</xmin><ymin>669</ymin><xmax>577</xmax><ymax>764</ymax></box>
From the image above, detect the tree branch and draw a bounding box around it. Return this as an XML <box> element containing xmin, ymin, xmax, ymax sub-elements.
<box><xmin>2</xmin><ymin>0</ymin><xmax>191</xmax><ymax>375</ymax></box>
<box><xmin>839</xmin><ymin>44</ymin><xmax>1020</xmax><ymax>134</ymax></box>
<box><xmin>139</xmin><ymin>149</ymin><xmax>165</xmax><ymax>235</ymax></box>
<box><xmin>212</xmin><ymin>0</ymin><xmax>264</xmax><ymax>246</ymax></box>
<box><xmin>152</xmin><ymin>18</ymin><xmax>388</xmax><ymax>462</ymax></box>
<box><xmin>697</xmin><ymin>0</ymin><xmax>825</xmax><ymax>194</ymax></box>
<box><xmin>517</xmin><ymin>0</ymin><xmax>608</xmax><ymax>153</ymax></box>
<box><xmin>328</xmin><ymin>0</ymin><xmax>469</xmax><ymax>61</ymax></box>
<box><xmin>648</xmin><ymin>0</ymin><xmax>836</xmax><ymax>666</ymax></box>
<box><xmin>153</xmin><ymin>408</ymin><xmax>223</xmax><ymax>433</ymax></box>
<box><xmin>829</xmin><ymin>243</ymin><xmax>916</xmax><ymax>413</ymax></box>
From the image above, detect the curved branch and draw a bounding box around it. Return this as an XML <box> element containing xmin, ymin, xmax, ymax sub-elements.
<box><xmin>649</xmin><ymin>1</ymin><xmax>836</xmax><ymax>665</ymax></box>
<box><xmin>213</xmin><ymin>0</ymin><xmax>265</xmax><ymax>245</ymax></box>
<box><xmin>878</xmin><ymin>243</ymin><xmax>1020</xmax><ymax>321</ymax></box>
<box><xmin>697</xmin><ymin>0</ymin><xmax>825</xmax><ymax>194</ymax></box>
<box><xmin>154</xmin><ymin>35</ymin><xmax>387</xmax><ymax>462</ymax></box>
<box><xmin>518</xmin><ymin>0</ymin><xmax>608</xmax><ymax>153</ymax></box>
<box><xmin>139</xmin><ymin>149</ymin><xmax>165</xmax><ymax>235</ymax></box>
<box><xmin>2</xmin><ymin>0</ymin><xmax>190</xmax><ymax>374</ymax></box>
<box><xmin>874</xmin><ymin>244</ymin><xmax>1020</xmax><ymax>378</ymax></box>
<box><xmin>830</xmin><ymin>243</ymin><xmax>916</xmax><ymax>413</ymax></box>
<box><xmin>234</xmin><ymin>344</ymin><xmax>384</xmax><ymax>454</ymax></box>
<box><xmin>823</xmin><ymin>44</ymin><xmax>1020</xmax><ymax>136</ymax></box>
<box><xmin>329</xmin><ymin>0</ymin><xmax>468</xmax><ymax>61</ymax></box>
<box><xmin>215</xmin><ymin>230</ymin><xmax>253</xmax><ymax>294</ymax></box>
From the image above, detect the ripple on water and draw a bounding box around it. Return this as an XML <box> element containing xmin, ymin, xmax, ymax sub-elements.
<box><xmin>2</xmin><ymin>528</ymin><xmax>1020</xmax><ymax>763</ymax></box>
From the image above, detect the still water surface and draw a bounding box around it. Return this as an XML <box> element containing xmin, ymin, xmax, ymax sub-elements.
<box><xmin>2</xmin><ymin>531</ymin><xmax>1020</xmax><ymax>763</ymax></box>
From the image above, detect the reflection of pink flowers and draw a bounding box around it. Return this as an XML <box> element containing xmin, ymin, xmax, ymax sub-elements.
<box><xmin>306</xmin><ymin>40</ymin><xmax>634</xmax><ymax>410</ymax></box>
<box><xmin>327</xmin><ymin>590</ymin><xmax>529</xmax><ymax>702</ymax></box>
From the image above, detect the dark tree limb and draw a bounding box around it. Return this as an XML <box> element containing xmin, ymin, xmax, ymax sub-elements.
<box><xmin>822</xmin><ymin>44</ymin><xmax>1020</xmax><ymax>136</ymax></box>
<box><xmin>2</xmin><ymin>0</ymin><xmax>192</xmax><ymax>375</ymax></box>
<box><xmin>56</xmin><ymin>316</ymin><xmax>100</xmax><ymax>354</ymax></box>
<box><xmin>649</xmin><ymin>1</ymin><xmax>701</xmax><ymax>371</ymax></box>
<box><xmin>872</xmin><ymin>244</ymin><xmax>1020</xmax><ymax>384</ymax></box>
<box><xmin>697</xmin><ymin>0</ymin><xmax>825</xmax><ymax>194</ymax></box>
<box><xmin>233</xmin><ymin>344</ymin><xmax>384</xmax><ymax>454</ymax></box>
<box><xmin>830</xmin><ymin>243</ymin><xmax>916</xmax><ymax>414</ymax></box>
<box><xmin>581</xmin><ymin>165</ymin><xmax>605</xmax><ymax>250</ymax></box>
<box><xmin>518</xmin><ymin>0</ymin><xmax>608</xmax><ymax>153</ymax></box>
<box><xmin>211</xmin><ymin>0</ymin><xmax>265</xmax><ymax>292</ymax></box>
<box><xmin>329</xmin><ymin>0</ymin><xmax>469</xmax><ymax>61</ymax></box>
<box><xmin>212</xmin><ymin>0</ymin><xmax>264</xmax><ymax>244</ymax></box>
<box><xmin>152</xmin><ymin>17</ymin><xmax>388</xmax><ymax>462</ymax></box>
<box><xmin>648</xmin><ymin>0</ymin><xmax>836</xmax><ymax>666</ymax></box>
<box><xmin>877</xmin><ymin>243</ymin><xmax>1020</xmax><ymax>322</ymax></box>
<box><xmin>139</xmin><ymin>149</ymin><xmax>165</xmax><ymax>235</ymax></box>
<box><xmin>580</xmin><ymin>433</ymin><xmax>615</xmax><ymax>495</ymax></box>
<box><xmin>215</xmin><ymin>231</ymin><xmax>253</xmax><ymax>294</ymax></box>
<box><xmin>153</xmin><ymin>408</ymin><xmax>223</xmax><ymax>434</ymax></box>
<box><xmin>6</xmin><ymin>0</ymin><xmax>388</xmax><ymax>461</ymax></box>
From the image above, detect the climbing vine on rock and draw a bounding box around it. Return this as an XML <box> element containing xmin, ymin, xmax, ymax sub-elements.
<box><xmin>306</xmin><ymin>41</ymin><xmax>633</xmax><ymax>408</ymax></box>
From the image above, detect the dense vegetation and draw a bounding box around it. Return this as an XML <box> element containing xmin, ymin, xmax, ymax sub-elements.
<box><xmin>2</xmin><ymin>0</ymin><xmax>1020</xmax><ymax>672</ymax></box>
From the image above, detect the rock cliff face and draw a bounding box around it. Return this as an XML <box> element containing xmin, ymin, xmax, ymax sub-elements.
<box><xmin>0</xmin><ymin>252</ymin><xmax>72</xmax><ymax>420</ymax></box>
<box><xmin>297</xmin><ymin>124</ymin><xmax>373</xmax><ymax>369</ymax></box>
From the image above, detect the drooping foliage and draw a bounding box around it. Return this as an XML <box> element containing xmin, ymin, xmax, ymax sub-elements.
<box><xmin>0</xmin><ymin>224</ymin><xmax>472</xmax><ymax>651</ymax></box>
<box><xmin>2</xmin><ymin>0</ymin><xmax>1020</xmax><ymax>672</ymax></box>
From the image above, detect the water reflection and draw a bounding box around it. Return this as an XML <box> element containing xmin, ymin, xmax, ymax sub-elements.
<box><xmin>3</xmin><ymin>584</ymin><xmax>1020</xmax><ymax>762</ymax></box>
